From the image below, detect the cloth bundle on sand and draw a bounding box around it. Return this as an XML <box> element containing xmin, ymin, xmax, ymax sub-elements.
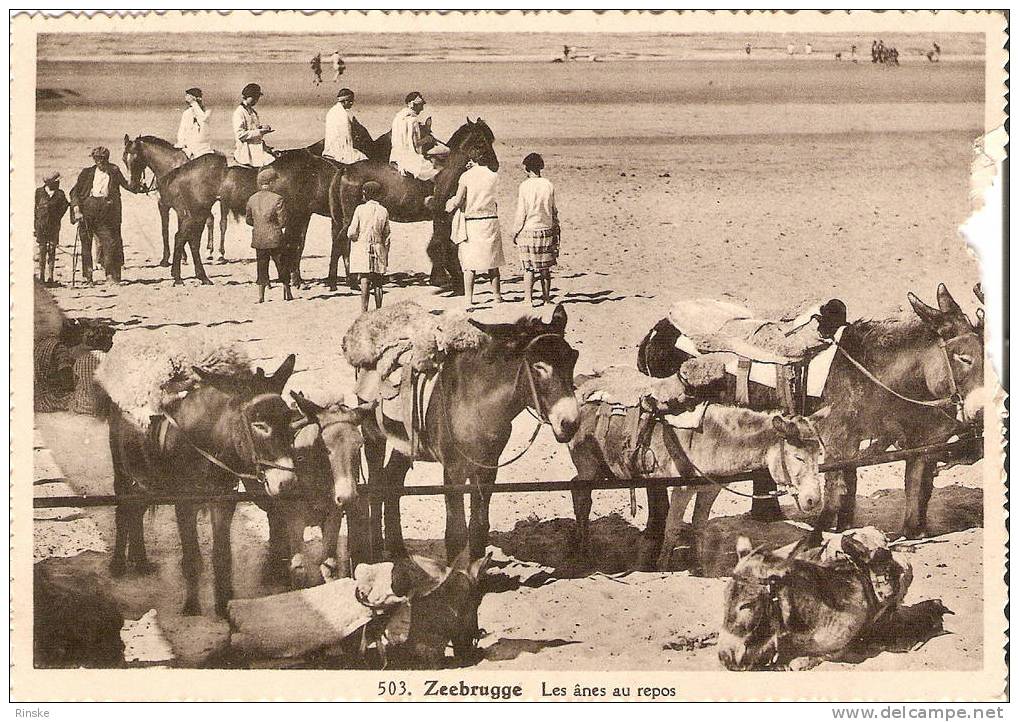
<box><xmin>668</xmin><ymin>297</ymin><xmax>835</xmax><ymax>363</ymax></box>
<box><xmin>95</xmin><ymin>329</ymin><xmax>252</xmax><ymax>429</ymax></box>
<box><xmin>342</xmin><ymin>300</ymin><xmax>486</xmax><ymax>376</ymax></box>
<box><xmin>577</xmin><ymin>365</ymin><xmax>689</xmax><ymax>411</ymax></box>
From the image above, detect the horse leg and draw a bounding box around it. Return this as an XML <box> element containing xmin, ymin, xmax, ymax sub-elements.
<box><xmin>219</xmin><ymin>206</ymin><xmax>229</xmax><ymax>258</ymax></box>
<box><xmin>158</xmin><ymin>199</ymin><xmax>172</xmax><ymax>266</ymax></box>
<box><xmin>205</xmin><ymin>215</ymin><xmax>216</xmax><ymax>259</ymax></box>
<box><xmin>328</xmin><ymin>218</ymin><xmax>348</xmax><ymax>291</ymax></box>
<box><xmin>175</xmin><ymin>503</ymin><xmax>202</xmax><ymax>615</ymax></box>
<box><xmin>639</xmin><ymin>487</ymin><xmax>670</xmax><ymax>571</ymax></box>
<box><xmin>210</xmin><ymin>501</ymin><xmax>237</xmax><ymax>617</ymax></box>
<box><xmin>749</xmin><ymin>470</ymin><xmax>783</xmax><ymax>522</ymax></box>
<box><xmin>171</xmin><ymin>223</ymin><xmax>188</xmax><ymax>285</ymax></box>
<box><xmin>287</xmin><ymin>215</ymin><xmax>311</xmax><ymax>287</ymax></box>
<box><xmin>381</xmin><ymin>452</ymin><xmax>411</xmax><ymax>559</ymax></box>
<box><xmin>444</xmin><ymin>466</ymin><xmax>469</xmax><ymax>563</ymax></box>
<box><xmin>187</xmin><ymin>216</ymin><xmax>214</xmax><ymax>285</ymax></box>
<box><xmin>902</xmin><ymin>457</ymin><xmax>934</xmax><ymax>539</ymax></box>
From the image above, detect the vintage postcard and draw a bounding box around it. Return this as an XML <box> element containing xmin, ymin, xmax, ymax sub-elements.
<box><xmin>10</xmin><ymin>10</ymin><xmax>1008</xmax><ymax>702</ymax></box>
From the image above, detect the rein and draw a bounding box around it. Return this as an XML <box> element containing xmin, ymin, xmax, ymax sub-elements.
<box><xmin>835</xmin><ymin>334</ymin><xmax>965</xmax><ymax>423</ymax></box>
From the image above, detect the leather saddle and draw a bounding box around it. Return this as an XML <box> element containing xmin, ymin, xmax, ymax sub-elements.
<box><xmin>356</xmin><ymin>364</ymin><xmax>435</xmax><ymax>462</ymax></box>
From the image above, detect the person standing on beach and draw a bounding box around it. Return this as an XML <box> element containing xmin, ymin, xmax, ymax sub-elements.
<box><xmin>331</xmin><ymin>51</ymin><xmax>345</xmax><ymax>81</ymax></box>
<box><xmin>34</xmin><ymin>172</ymin><xmax>68</xmax><ymax>286</ymax></box>
<box><xmin>511</xmin><ymin>153</ymin><xmax>560</xmax><ymax>307</ymax></box>
<box><xmin>232</xmin><ymin>83</ymin><xmax>275</xmax><ymax>168</ymax></box>
<box><xmin>310</xmin><ymin>53</ymin><xmax>323</xmax><ymax>85</ymax></box>
<box><xmin>69</xmin><ymin>147</ymin><xmax>131</xmax><ymax>285</ymax></box>
<box><xmin>390</xmin><ymin>92</ymin><xmax>439</xmax><ymax>181</ymax></box>
<box><xmin>175</xmin><ymin>87</ymin><xmax>213</xmax><ymax>159</ymax></box>
<box><xmin>346</xmin><ymin>181</ymin><xmax>391</xmax><ymax>312</ymax></box>
<box><xmin>246</xmin><ymin>167</ymin><xmax>292</xmax><ymax>303</ymax></box>
<box><xmin>445</xmin><ymin>146</ymin><xmax>504</xmax><ymax>308</ymax></box>
<box><xmin>323</xmin><ymin>88</ymin><xmax>368</xmax><ymax>165</ymax></box>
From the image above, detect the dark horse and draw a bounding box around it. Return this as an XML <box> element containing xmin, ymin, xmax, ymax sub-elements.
<box><xmin>121</xmin><ymin>135</ymin><xmax>214</xmax><ymax>266</ymax></box>
<box><xmin>329</xmin><ymin>118</ymin><xmax>499</xmax><ymax>293</ymax></box>
<box><xmin>363</xmin><ymin>305</ymin><xmax>581</xmax><ymax>564</ymax></box>
<box><xmin>636</xmin><ymin>284</ymin><xmax>986</xmax><ymax>538</ymax></box>
<box><xmin>107</xmin><ymin>355</ymin><xmax>298</xmax><ymax>616</ymax></box>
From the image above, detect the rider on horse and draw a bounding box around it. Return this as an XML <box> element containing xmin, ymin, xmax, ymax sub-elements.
<box><xmin>232</xmin><ymin>83</ymin><xmax>275</xmax><ymax>168</ymax></box>
<box><xmin>175</xmin><ymin>86</ymin><xmax>214</xmax><ymax>160</ymax></box>
<box><xmin>323</xmin><ymin>87</ymin><xmax>368</xmax><ymax>165</ymax></box>
<box><xmin>390</xmin><ymin>91</ymin><xmax>444</xmax><ymax>181</ymax></box>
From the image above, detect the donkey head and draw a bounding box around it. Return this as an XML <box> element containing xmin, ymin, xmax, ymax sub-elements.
<box><xmin>907</xmin><ymin>284</ymin><xmax>986</xmax><ymax>424</ymax></box>
<box><xmin>291</xmin><ymin>390</ymin><xmax>371</xmax><ymax>509</ymax></box>
<box><xmin>468</xmin><ymin>304</ymin><xmax>580</xmax><ymax>442</ymax></box>
<box><xmin>766</xmin><ymin>407</ymin><xmax>828</xmax><ymax>513</ymax></box>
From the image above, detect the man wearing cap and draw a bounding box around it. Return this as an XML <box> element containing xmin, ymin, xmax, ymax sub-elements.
<box><xmin>34</xmin><ymin>172</ymin><xmax>69</xmax><ymax>285</ymax></box>
<box><xmin>232</xmin><ymin>83</ymin><xmax>275</xmax><ymax>168</ymax></box>
<box><xmin>246</xmin><ymin>167</ymin><xmax>292</xmax><ymax>303</ymax></box>
<box><xmin>69</xmin><ymin>147</ymin><xmax>132</xmax><ymax>284</ymax></box>
<box><xmin>323</xmin><ymin>88</ymin><xmax>368</xmax><ymax>165</ymax></box>
<box><xmin>175</xmin><ymin>87</ymin><xmax>213</xmax><ymax>159</ymax></box>
<box><xmin>390</xmin><ymin>91</ymin><xmax>439</xmax><ymax>181</ymax></box>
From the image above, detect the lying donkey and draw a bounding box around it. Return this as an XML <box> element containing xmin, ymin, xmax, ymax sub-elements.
<box><xmin>568</xmin><ymin>402</ymin><xmax>828</xmax><ymax>570</ymax></box>
<box><xmin>718</xmin><ymin>530</ymin><xmax>914</xmax><ymax>670</ymax></box>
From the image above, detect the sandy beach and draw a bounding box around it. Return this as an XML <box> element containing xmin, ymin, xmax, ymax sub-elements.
<box><xmin>34</xmin><ymin>53</ymin><xmax>986</xmax><ymax>671</ymax></box>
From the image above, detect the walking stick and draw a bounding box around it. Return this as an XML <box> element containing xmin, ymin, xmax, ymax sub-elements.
<box><xmin>70</xmin><ymin>218</ymin><xmax>80</xmax><ymax>289</ymax></box>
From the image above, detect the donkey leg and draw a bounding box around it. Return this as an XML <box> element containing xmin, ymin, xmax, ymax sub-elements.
<box><xmin>834</xmin><ymin>468</ymin><xmax>859</xmax><ymax>531</ymax></box>
<box><xmin>444</xmin><ymin>467</ymin><xmax>469</xmax><ymax>564</ymax></box>
<box><xmin>902</xmin><ymin>458</ymin><xmax>933</xmax><ymax>539</ymax></box>
<box><xmin>111</xmin><ymin>504</ymin><xmax>130</xmax><ymax>577</ymax></box>
<box><xmin>467</xmin><ymin>474</ymin><xmax>495</xmax><ymax>561</ymax></box>
<box><xmin>127</xmin><ymin>503</ymin><xmax>156</xmax><ymax>573</ymax></box>
<box><xmin>749</xmin><ymin>470</ymin><xmax>783</xmax><ymax>522</ymax></box>
<box><xmin>570</xmin><ymin>486</ymin><xmax>593</xmax><ymax>558</ymax></box>
<box><xmin>175</xmin><ymin>503</ymin><xmax>203</xmax><ymax>615</ymax></box>
<box><xmin>345</xmin><ymin>496</ymin><xmax>371</xmax><ymax>576</ymax></box>
<box><xmin>382</xmin><ymin>453</ymin><xmax>411</xmax><ymax>559</ymax></box>
<box><xmin>210</xmin><ymin>501</ymin><xmax>237</xmax><ymax>617</ymax></box>
<box><xmin>320</xmin><ymin>509</ymin><xmax>343</xmax><ymax>581</ymax></box>
<box><xmin>264</xmin><ymin>504</ymin><xmax>290</xmax><ymax>582</ymax></box>
<box><xmin>661</xmin><ymin>487</ymin><xmax>696</xmax><ymax>570</ymax></box>
<box><xmin>158</xmin><ymin>200</ymin><xmax>172</xmax><ymax>266</ymax></box>
<box><xmin>362</xmin><ymin>429</ymin><xmax>387</xmax><ymax>562</ymax></box>
<box><xmin>283</xmin><ymin>509</ymin><xmax>309</xmax><ymax>589</ymax></box>
<box><xmin>639</xmin><ymin>487</ymin><xmax>670</xmax><ymax>571</ymax></box>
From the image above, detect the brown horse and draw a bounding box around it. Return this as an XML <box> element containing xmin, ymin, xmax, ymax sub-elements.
<box><xmin>121</xmin><ymin>135</ymin><xmax>214</xmax><ymax>266</ymax></box>
<box><xmin>107</xmin><ymin>355</ymin><xmax>298</xmax><ymax>616</ymax></box>
<box><xmin>568</xmin><ymin>403</ymin><xmax>828</xmax><ymax>570</ymax></box>
<box><xmin>328</xmin><ymin>118</ymin><xmax>499</xmax><ymax>293</ymax></box>
<box><xmin>636</xmin><ymin>285</ymin><xmax>986</xmax><ymax>538</ymax></box>
<box><xmin>362</xmin><ymin>304</ymin><xmax>581</xmax><ymax>564</ymax></box>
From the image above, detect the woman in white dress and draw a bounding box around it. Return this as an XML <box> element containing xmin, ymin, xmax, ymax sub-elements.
<box><xmin>346</xmin><ymin>181</ymin><xmax>391</xmax><ymax>312</ymax></box>
<box><xmin>445</xmin><ymin>147</ymin><xmax>505</xmax><ymax>308</ymax></box>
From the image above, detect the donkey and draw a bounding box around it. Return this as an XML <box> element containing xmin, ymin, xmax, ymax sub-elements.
<box><xmin>362</xmin><ymin>304</ymin><xmax>581</xmax><ymax>564</ymax></box>
<box><xmin>568</xmin><ymin>404</ymin><xmax>828</xmax><ymax>570</ymax></box>
<box><xmin>636</xmin><ymin>285</ymin><xmax>986</xmax><ymax>538</ymax></box>
<box><xmin>107</xmin><ymin>355</ymin><xmax>298</xmax><ymax>617</ymax></box>
<box><xmin>121</xmin><ymin>135</ymin><xmax>214</xmax><ymax>266</ymax></box>
<box><xmin>270</xmin><ymin>391</ymin><xmax>372</xmax><ymax>588</ymax></box>
<box><xmin>718</xmin><ymin>532</ymin><xmax>891</xmax><ymax>670</ymax></box>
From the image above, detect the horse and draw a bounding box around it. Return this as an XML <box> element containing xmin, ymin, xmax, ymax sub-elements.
<box><xmin>107</xmin><ymin>355</ymin><xmax>298</xmax><ymax>617</ymax></box>
<box><xmin>328</xmin><ymin>118</ymin><xmax>499</xmax><ymax>293</ymax></box>
<box><xmin>567</xmin><ymin>401</ymin><xmax>828</xmax><ymax>570</ymax></box>
<box><xmin>718</xmin><ymin>531</ymin><xmax>910</xmax><ymax>670</ymax></box>
<box><xmin>362</xmin><ymin>304</ymin><xmax>581</xmax><ymax>564</ymax></box>
<box><xmin>274</xmin><ymin>391</ymin><xmax>372</xmax><ymax>587</ymax></box>
<box><xmin>121</xmin><ymin>135</ymin><xmax>214</xmax><ymax>266</ymax></box>
<box><xmin>635</xmin><ymin>284</ymin><xmax>986</xmax><ymax>539</ymax></box>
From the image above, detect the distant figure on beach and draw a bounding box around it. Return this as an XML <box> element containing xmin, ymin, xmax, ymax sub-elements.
<box><xmin>246</xmin><ymin>167</ymin><xmax>292</xmax><ymax>303</ymax></box>
<box><xmin>69</xmin><ymin>147</ymin><xmax>131</xmax><ymax>285</ymax></box>
<box><xmin>175</xmin><ymin>87</ymin><xmax>213</xmax><ymax>159</ymax></box>
<box><xmin>446</xmin><ymin>145</ymin><xmax>504</xmax><ymax>309</ymax></box>
<box><xmin>34</xmin><ymin>172</ymin><xmax>68</xmax><ymax>286</ymax></box>
<box><xmin>232</xmin><ymin>83</ymin><xmax>275</xmax><ymax>168</ymax></box>
<box><xmin>928</xmin><ymin>41</ymin><xmax>941</xmax><ymax>62</ymax></box>
<box><xmin>851</xmin><ymin>44</ymin><xmax>857</xmax><ymax>58</ymax></box>
<box><xmin>310</xmin><ymin>53</ymin><xmax>323</xmax><ymax>85</ymax></box>
<box><xmin>563</xmin><ymin>45</ymin><xmax>572</xmax><ymax>61</ymax></box>
<box><xmin>871</xmin><ymin>40</ymin><xmax>879</xmax><ymax>63</ymax></box>
<box><xmin>512</xmin><ymin>153</ymin><xmax>560</xmax><ymax>308</ymax></box>
<box><xmin>347</xmin><ymin>181</ymin><xmax>391</xmax><ymax>312</ymax></box>
<box><xmin>331</xmin><ymin>51</ymin><xmax>345</xmax><ymax>81</ymax></box>
<box><xmin>323</xmin><ymin>88</ymin><xmax>369</xmax><ymax>165</ymax></box>
<box><xmin>745</xmin><ymin>43</ymin><xmax>752</xmax><ymax>55</ymax></box>
<box><xmin>835</xmin><ymin>52</ymin><xmax>842</xmax><ymax>61</ymax></box>
<box><xmin>787</xmin><ymin>43</ymin><xmax>795</xmax><ymax>56</ymax></box>
<box><xmin>390</xmin><ymin>92</ymin><xmax>439</xmax><ymax>181</ymax></box>
<box><xmin>804</xmin><ymin>43</ymin><xmax>813</xmax><ymax>55</ymax></box>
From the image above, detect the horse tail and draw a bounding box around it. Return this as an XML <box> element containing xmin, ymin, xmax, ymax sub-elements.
<box><xmin>636</xmin><ymin>317</ymin><xmax>686</xmax><ymax>378</ymax></box>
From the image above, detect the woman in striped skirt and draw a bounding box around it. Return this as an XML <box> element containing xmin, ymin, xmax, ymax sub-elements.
<box><xmin>511</xmin><ymin>153</ymin><xmax>560</xmax><ymax>307</ymax></box>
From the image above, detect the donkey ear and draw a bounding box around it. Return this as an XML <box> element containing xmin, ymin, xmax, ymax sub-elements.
<box><xmin>973</xmin><ymin>282</ymin><xmax>985</xmax><ymax>305</ymax></box>
<box><xmin>736</xmin><ymin>536</ymin><xmax>754</xmax><ymax>559</ymax></box>
<box><xmin>450</xmin><ymin>545</ymin><xmax>473</xmax><ymax>572</ymax></box>
<box><xmin>191</xmin><ymin>366</ymin><xmax>212</xmax><ymax>381</ymax></box>
<box><xmin>467</xmin><ymin>317</ymin><xmax>518</xmax><ymax>341</ymax></box>
<box><xmin>123</xmin><ymin>134</ymin><xmax>131</xmax><ymax>146</ymax></box>
<box><xmin>789</xmin><ymin>528</ymin><xmax>823</xmax><ymax>559</ymax></box>
<box><xmin>771</xmin><ymin>414</ymin><xmax>800</xmax><ymax>440</ymax></box>
<box><xmin>268</xmin><ymin>354</ymin><xmax>297</xmax><ymax>393</ymax></box>
<box><xmin>936</xmin><ymin>283</ymin><xmax>963</xmax><ymax>317</ymax></box>
<box><xmin>810</xmin><ymin>405</ymin><xmax>832</xmax><ymax>421</ymax></box>
<box><xmin>907</xmin><ymin>291</ymin><xmax>943</xmax><ymax>328</ymax></box>
<box><xmin>468</xmin><ymin>551</ymin><xmax>494</xmax><ymax>582</ymax></box>
<box><xmin>549</xmin><ymin>303</ymin><xmax>568</xmax><ymax>336</ymax></box>
<box><xmin>290</xmin><ymin>390</ymin><xmax>324</xmax><ymax>420</ymax></box>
